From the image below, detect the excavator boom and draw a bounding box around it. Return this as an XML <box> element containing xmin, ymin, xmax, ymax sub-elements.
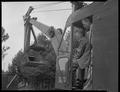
<box><xmin>23</xmin><ymin>6</ymin><xmax>72</xmax><ymax>90</ymax></box>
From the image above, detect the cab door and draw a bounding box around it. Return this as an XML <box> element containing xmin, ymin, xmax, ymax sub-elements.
<box><xmin>92</xmin><ymin>0</ymin><xmax>118</xmax><ymax>92</ymax></box>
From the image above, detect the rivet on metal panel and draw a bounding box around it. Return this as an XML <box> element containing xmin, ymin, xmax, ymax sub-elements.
<box><xmin>104</xmin><ymin>1</ymin><xmax>108</xmax><ymax>5</ymax></box>
<box><xmin>95</xmin><ymin>16</ymin><xmax>102</xmax><ymax>21</ymax></box>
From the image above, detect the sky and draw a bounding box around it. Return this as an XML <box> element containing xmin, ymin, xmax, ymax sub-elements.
<box><xmin>2</xmin><ymin>1</ymin><xmax>72</xmax><ymax>71</ymax></box>
<box><xmin>2</xmin><ymin>1</ymin><xmax>93</xmax><ymax>71</ymax></box>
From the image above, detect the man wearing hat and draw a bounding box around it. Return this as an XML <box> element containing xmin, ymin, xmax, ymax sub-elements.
<box><xmin>72</xmin><ymin>25</ymin><xmax>92</xmax><ymax>89</ymax></box>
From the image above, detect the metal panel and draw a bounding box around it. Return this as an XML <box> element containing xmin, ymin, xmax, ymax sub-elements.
<box><xmin>65</xmin><ymin>2</ymin><xmax>104</xmax><ymax>28</ymax></box>
<box><xmin>92</xmin><ymin>0</ymin><xmax>118</xmax><ymax>92</ymax></box>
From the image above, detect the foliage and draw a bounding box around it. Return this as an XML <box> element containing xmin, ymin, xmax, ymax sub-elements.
<box><xmin>2</xmin><ymin>27</ymin><xmax>10</xmax><ymax>59</ymax></box>
<box><xmin>2</xmin><ymin>27</ymin><xmax>9</xmax><ymax>42</ymax></box>
<box><xmin>2</xmin><ymin>71</ymin><xmax>18</xmax><ymax>90</ymax></box>
<box><xmin>8</xmin><ymin>50</ymin><xmax>27</xmax><ymax>75</ymax></box>
<box><xmin>21</xmin><ymin>34</ymin><xmax>56</xmax><ymax>87</ymax></box>
<box><xmin>9</xmin><ymin>33</ymin><xmax>56</xmax><ymax>89</ymax></box>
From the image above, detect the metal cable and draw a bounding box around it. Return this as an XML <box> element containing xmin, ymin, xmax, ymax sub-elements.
<box><xmin>32</xmin><ymin>8</ymin><xmax>72</xmax><ymax>13</ymax></box>
<box><xmin>33</xmin><ymin>2</ymin><xmax>64</xmax><ymax>9</ymax></box>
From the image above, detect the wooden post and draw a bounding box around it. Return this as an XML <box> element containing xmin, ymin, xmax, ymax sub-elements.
<box><xmin>24</xmin><ymin>23</ymin><xmax>28</xmax><ymax>52</ymax></box>
<box><xmin>24</xmin><ymin>23</ymin><xmax>31</xmax><ymax>52</ymax></box>
<box><xmin>23</xmin><ymin>6</ymin><xmax>33</xmax><ymax>52</ymax></box>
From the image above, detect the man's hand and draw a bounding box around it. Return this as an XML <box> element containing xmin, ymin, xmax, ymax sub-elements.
<box><xmin>48</xmin><ymin>26</ymin><xmax>55</xmax><ymax>38</ymax></box>
<box><xmin>72</xmin><ymin>58</ymin><xmax>79</xmax><ymax>70</ymax></box>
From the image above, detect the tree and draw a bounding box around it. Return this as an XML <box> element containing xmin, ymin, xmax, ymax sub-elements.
<box><xmin>2</xmin><ymin>70</ymin><xmax>18</xmax><ymax>90</ymax></box>
<box><xmin>8</xmin><ymin>49</ymin><xmax>27</xmax><ymax>73</ymax></box>
<box><xmin>2</xmin><ymin>27</ymin><xmax>10</xmax><ymax>59</ymax></box>
<box><xmin>8</xmin><ymin>33</ymin><xmax>56</xmax><ymax>89</ymax></box>
<box><xmin>6</xmin><ymin>50</ymin><xmax>28</xmax><ymax>90</ymax></box>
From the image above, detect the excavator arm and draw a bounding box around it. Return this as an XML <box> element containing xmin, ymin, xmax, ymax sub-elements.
<box><xmin>23</xmin><ymin>6</ymin><xmax>63</xmax><ymax>54</ymax></box>
<box><xmin>23</xmin><ymin>6</ymin><xmax>72</xmax><ymax>90</ymax></box>
<box><xmin>29</xmin><ymin>18</ymin><xmax>62</xmax><ymax>54</ymax></box>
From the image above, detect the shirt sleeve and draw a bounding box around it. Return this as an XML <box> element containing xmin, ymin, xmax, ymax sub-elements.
<box><xmin>76</xmin><ymin>39</ymin><xmax>87</xmax><ymax>58</ymax></box>
<box><xmin>76</xmin><ymin>39</ymin><xmax>92</xmax><ymax>69</ymax></box>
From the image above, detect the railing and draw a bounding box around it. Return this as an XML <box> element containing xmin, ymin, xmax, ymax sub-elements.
<box><xmin>35</xmin><ymin>79</ymin><xmax>55</xmax><ymax>90</ymax></box>
<box><xmin>18</xmin><ymin>77</ymin><xmax>55</xmax><ymax>90</ymax></box>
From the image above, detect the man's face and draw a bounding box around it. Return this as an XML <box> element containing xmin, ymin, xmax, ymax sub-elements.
<box><xmin>82</xmin><ymin>18</ymin><xmax>91</xmax><ymax>32</ymax></box>
<box><xmin>73</xmin><ymin>28</ymin><xmax>83</xmax><ymax>41</ymax></box>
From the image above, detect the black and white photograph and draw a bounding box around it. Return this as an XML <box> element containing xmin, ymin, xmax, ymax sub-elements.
<box><xmin>2</xmin><ymin>0</ymin><xmax>118</xmax><ymax>91</ymax></box>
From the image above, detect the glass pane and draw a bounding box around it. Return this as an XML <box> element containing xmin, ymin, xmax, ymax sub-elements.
<box><xmin>30</xmin><ymin>31</ymin><xmax>35</xmax><ymax>46</ymax></box>
<box><xmin>59</xmin><ymin>27</ymin><xmax>71</xmax><ymax>53</ymax></box>
<box><xmin>59</xmin><ymin>58</ymin><xmax>68</xmax><ymax>71</ymax></box>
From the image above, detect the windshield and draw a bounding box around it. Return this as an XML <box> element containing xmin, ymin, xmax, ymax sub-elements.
<box><xmin>58</xmin><ymin>26</ymin><xmax>71</xmax><ymax>53</ymax></box>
